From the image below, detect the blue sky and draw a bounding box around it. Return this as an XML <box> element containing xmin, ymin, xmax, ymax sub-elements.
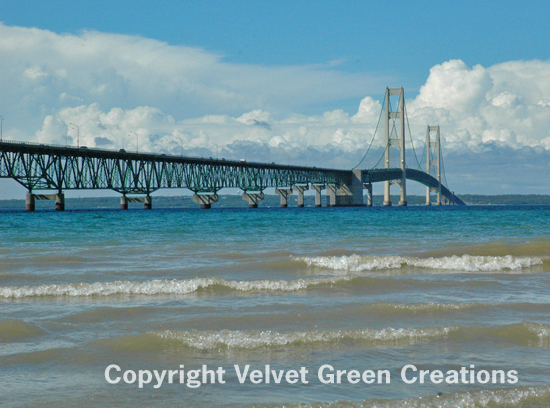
<box><xmin>1</xmin><ymin>1</ymin><xmax>550</xmax><ymax>198</ymax></box>
<box><xmin>4</xmin><ymin>0</ymin><xmax>549</xmax><ymax>93</ymax></box>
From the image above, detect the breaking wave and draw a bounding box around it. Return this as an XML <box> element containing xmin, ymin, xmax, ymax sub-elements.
<box><xmin>294</xmin><ymin>254</ymin><xmax>543</xmax><ymax>273</ymax></box>
<box><xmin>152</xmin><ymin>326</ymin><xmax>456</xmax><ymax>350</ymax></box>
<box><xmin>250</xmin><ymin>384</ymin><xmax>550</xmax><ymax>407</ymax></box>
<box><xmin>0</xmin><ymin>276</ymin><xmax>354</xmax><ymax>299</ymax></box>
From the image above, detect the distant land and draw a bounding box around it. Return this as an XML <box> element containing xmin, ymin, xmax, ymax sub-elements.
<box><xmin>0</xmin><ymin>194</ymin><xmax>549</xmax><ymax>210</ymax></box>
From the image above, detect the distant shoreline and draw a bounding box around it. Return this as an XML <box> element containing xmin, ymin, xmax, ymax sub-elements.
<box><xmin>0</xmin><ymin>194</ymin><xmax>548</xmax><ymax>210</ymax></box>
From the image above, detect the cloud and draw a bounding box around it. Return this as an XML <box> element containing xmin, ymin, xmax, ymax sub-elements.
<box><xmin>407</xmin><ymin>59</ymin><xmax>550</xmax><ymax>150</ymax></box>
<box><xmin>0</xmin><ymin>23</ymin><xmax>387</xmax><ymax>135</ymax></box>
<box><xmin>1</xmin><ymin>23</ymin><xmax>550</xmax><ymax>194</ymax></box>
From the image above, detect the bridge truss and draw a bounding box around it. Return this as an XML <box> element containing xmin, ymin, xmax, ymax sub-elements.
<box><xmin>0</xmin><ymin>140</ymin><xmax>351</xmax><ymax>195</ymax></box>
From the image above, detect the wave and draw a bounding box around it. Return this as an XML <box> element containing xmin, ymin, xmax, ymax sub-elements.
<box><xmin>151</xmin><ymin>326</ymin><xmax>457</xmax><ymax>350</ymax></box>
<box><xmin>449</xmin><ymin>322</ymin><xmax>550</xmax><ymax>347</ymax></box>
<box><xmin>424</xmin><ymin>238</ymin><xmax>550</xmax><ymax>258</ymax></box>
<box><xmin>368</xmin><ymin>302</ymin><xmax>479</xmax><ymax>313</ymax></box>
<box><xmin>0</xmin><ymin>319</ymin><xmax>45</xmax><ymax>342</ymax></box>
<box><xmin>0</xmin><ymin>276</ymin><xmax>355</xmax><ymax>299</ymax></box>
<box><xmin>149</xmin><ymin>322</ymin><xmax>550</xmax><ymax>351</ymax></box>
<box><xmin>0</xmin><ymin>273</ymin><xmax>522</xmax><ymax>299</ymax></box>
<box><xmin>99</xmin><ymin>322</ymin><xmax>550</xmax><ymax>353</ymax></box>
<box><xmin>250</xmin><ymin>384</ymin><xmax>550</xmax><ymax>407</ymax></box>
<box><xmin>293</xmin><ymin>254</ymin><xmax>543</xmax><ymax>273</ymax></box>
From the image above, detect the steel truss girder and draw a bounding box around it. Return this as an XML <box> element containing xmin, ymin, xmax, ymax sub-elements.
<box><xmin>0</xmin><ymin>141</ymin><xmax>351</xmax><ymax>195</ymax></box>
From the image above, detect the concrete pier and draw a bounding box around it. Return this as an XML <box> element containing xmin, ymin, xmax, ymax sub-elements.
<box><xmin>26</xmin><ymin>193</ymin><xmax>35</xmax><ymax>212</ymax></box>
<box><xmin>293</xmin><ymin>185</ymin><xmax>309</xmax><ymax>207</ymax></box>
<box><xmin>383</xmin><ymin>183</ymin><xmax>392</xmax><ymax>206</ymax></box>
<box><xmin>242</xmin><ymin>192</ymin><xmax>264</xmax><ymax>208</ymax></box>
<box><xmin>326</xmin><ymin>181</ymin><xmax>364</xmax><ymax>207</ymax></box>
<box><xmin>144</xmin><ymin>196</ymin><xmax>152</xmax><ymax>210</ymax></box>
<box><xmin>312</xmin><ymin>184</ymin><xmax>325</xmax><ymax>207</ymax></box>
<box><xmin>327</xmin><ymin>184</ymin><xmax>338</xmax><ymax>207</ymax></box>
<box><xmin>55</xmin><ymin>193</ymin><xmax>65</xmax><ymax>211</ymax></box>
<box><xmin>350</xmin><ymin>170</ymin><xmax>364</xmax><ymax>206</ymax></box>
<box><xmin>275</xmin><ymin>188</ymin><xmax>292</xmax><ymax>208</ymax></box>
<box><xmin>25</xmin><ymin>193</ymin><xmax>65</xmax><ymax>211</ymax></box>
<box><xmin>122</xmin><ymin>196</ymin><xmax>152</xmax><ymax>210</ymax></box>
<box><xmin>363</xmin><ymin>183</ymin><xmax>373</xmax><ymax>206</ymax></box>
<box><xmin>192</xmin><ymin>193</ymin><xmax>219</xmax><ymax>209</ymax></box>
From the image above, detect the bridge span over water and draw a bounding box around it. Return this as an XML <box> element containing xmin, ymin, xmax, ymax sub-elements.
<box><xmin>0</xmin><ymin>87</ymin><xmax>464</xmax><ymax>210</ymax></box>
<box><xmin>0</xmin><ymin>141</ymin><xmax>463</xmax><ymax>210</ymax></box>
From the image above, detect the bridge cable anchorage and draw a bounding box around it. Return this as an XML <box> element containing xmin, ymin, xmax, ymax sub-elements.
<box><xmin>352</xmin><ymin>97</ymin><xmax>385</xmax><ymax>170</ymax></box>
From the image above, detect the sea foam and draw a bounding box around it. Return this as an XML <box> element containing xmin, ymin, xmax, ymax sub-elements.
<box><xmin>251</xmin><ymin>383</ymin><xmax>550</xmax><ymax>407</ymax></box>
<box><xmin>152</xmin><ymin>326</ymin><xmax>456</xmax><ymax>350</ymax></box>
<box><xmin>294</xmin><ymin>254</ymin><xmax>542</xmax><ymax>273</ymax></box>
<box><xmin>0</xmin><ymin>276</ymin><xmax>352</xmax><ymax>299</ymax></box>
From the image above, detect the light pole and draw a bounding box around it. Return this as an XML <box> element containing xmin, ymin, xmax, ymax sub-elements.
<box><xmin>129</xmin><ymin>131</ymin><xmax>138</xmax><ymax>153</ymax></box>
<box><xmin>69</xmin><ymin>123</ymin><xmax>80</xmax><ymax>148</ymax></box>
<box><xmin>1</xmin><ymin>115</ymin><xmax>3</xmax><ymax>141</ymax></box>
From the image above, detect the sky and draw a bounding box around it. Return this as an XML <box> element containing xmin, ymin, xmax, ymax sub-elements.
<box><xmin>1</xmin><ymin>0</ymin><xmax>550</xmax><ymax>198</ymax></box>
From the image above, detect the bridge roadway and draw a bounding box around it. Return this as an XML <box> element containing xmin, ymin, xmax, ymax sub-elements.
<box><xmin>0</xmin><ymin>140</ymin><xmax>464</xmax><ymax>210</ymax></box>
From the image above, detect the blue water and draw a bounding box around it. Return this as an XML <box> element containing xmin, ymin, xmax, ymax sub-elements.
<box><xmin>1</xmin><ymin>205</ymin><xmax>550</xmax><ymax>407</ymax></box>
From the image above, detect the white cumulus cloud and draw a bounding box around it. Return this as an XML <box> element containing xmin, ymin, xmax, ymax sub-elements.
<box><xmin>1</xmin><ymin>23</ymin><xmax>550</xmax><ymax>194</ymax></box>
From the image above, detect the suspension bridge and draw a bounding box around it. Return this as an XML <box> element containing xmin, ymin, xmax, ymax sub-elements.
<box><xmin>0</xmin><ymin>87</ymin><xmax>464</xmax><ymax>210</ymax></box>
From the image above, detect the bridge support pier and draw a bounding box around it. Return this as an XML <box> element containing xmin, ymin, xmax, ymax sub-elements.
<box><xmin>55</xmin><ymin>193</ymin><xmax>65</xmax><ymax>211</ymax></box>
<box><xmin>121</xmin><ymin>196</ymin><xmax>152</xmax><ymax>210</ymax></box>
<box><xmin>242</xmin><ymin>192</ymin><xmax>264</xmax><ymax>208</ymax></box>
<box><xmin>144</xmin><ymin>196</ymin><xmax>152</xmax><ymax>210</ymax></box>
<box><xmin>326</xmin><ymin>173</ymin><xmax>364</xmax><ymax>207</ymax></box>
<box><xmin>363</xmin><ymin>183</ymin><xmax>373</xmax><ymax>206</ymax></box>
<box><xmin>398</xmin><ymin>184</ymin><xmax>407</xmax><ymax>206</ymax></box>
<box><xmin>26</xmin><ymin>193</ymin><xmax>35</xmax><ymax>212</ymax></box>
<box><xmin>25</xmin><ymin>193</ymin><xmax>65</xmax><ymax>211</ymax></box>
<box><xmin>383</xmin><ymin>182</ymin><xmax>392</xmax><ymax>206</ymax></box>
<box><xmin>192</xmin><ymin>193</ymin><xmax>219</xmax><ymax>209</ymax></box>
<box><xmin>327</xmin><ymin>184</ymin><xmax>359</xmax><ymax>207</ymax></box>
<box><xmin>350</xmin><ymin>170</ymin><xmax>364</xmax><ymax>206</ymax></box>
<box><xmin>312</xmin><ymin>184</ymin><xmax>325</xmax><ymax>207</ymax></box>
<box><xmin>327</xmin><ymin>184</ymin><xmax>338</xmax><ymax>207</ymax></box>
<box><xmin>294</xmin><ymin>185</ymin><xmax>309</xmax><ymax>207</ymax></box>
<box><xmin>275</xmin><ymin>188</ymin><xmax>292</xmax><ymax>208</ymax></box>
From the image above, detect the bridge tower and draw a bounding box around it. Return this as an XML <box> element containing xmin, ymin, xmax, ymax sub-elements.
<box><xmin>384</xmin><ymin>87</ymin><xmax>407</xmax><ymax>206</ymax></box>
<box><xmin>425</xmin><ymin>125</ymin><xmax>442</xmax><ymax>205</ymax></box>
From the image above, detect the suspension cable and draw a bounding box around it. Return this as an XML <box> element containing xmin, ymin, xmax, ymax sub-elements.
<box><xmin>419</xmin><ymin>140</ymin><xmax>427</xmax><ymax>173</ymax></box>
<box><xmin>404</xmin><ymin>102</ymin><xmax>422</xmax><ymax>170</ymax></box>
<box><xmin>370</xmin><ymin>98</ymin><xmax>396</xmax><ymax>171</ymax></box>
<box><xmin>352</xmin><ymin>99</ymin><xmax>385</xmax><ymax>170</ymax></box>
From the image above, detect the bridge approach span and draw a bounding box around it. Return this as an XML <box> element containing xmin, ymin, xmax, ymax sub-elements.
<box><xmin>0</xmin><ymin>140</ymin><xmax>350</xmax><ymax>194</ymax></box>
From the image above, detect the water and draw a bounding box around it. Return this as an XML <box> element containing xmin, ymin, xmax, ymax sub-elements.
<box><xmin>1</xmin><ymin>205</ymin><xmax>550</xmax><ymax>407</ymax></box>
